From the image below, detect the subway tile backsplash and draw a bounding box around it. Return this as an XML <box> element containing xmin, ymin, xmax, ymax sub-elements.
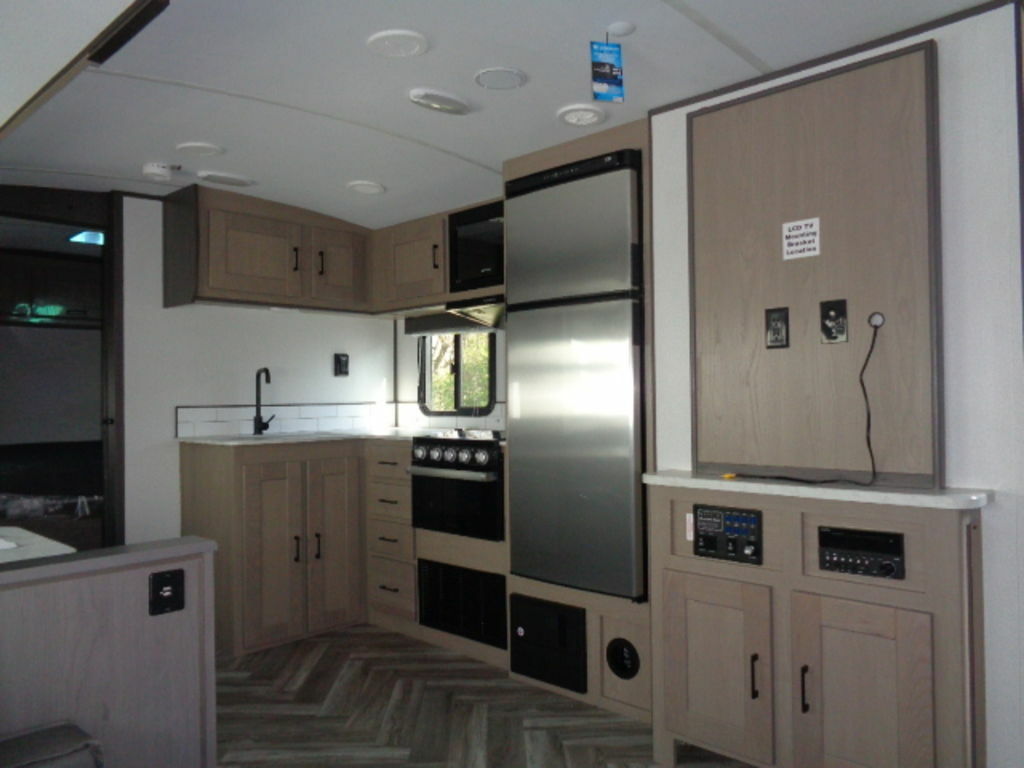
<box><xmin>175</xmin><ymin>401</ymin><xmax>384</xmax><ymax>438</ymax></box>
<box><xmin>176</xmin><ymin>401</ymin><xmax>505</xmax><ymax>438</ymax></box>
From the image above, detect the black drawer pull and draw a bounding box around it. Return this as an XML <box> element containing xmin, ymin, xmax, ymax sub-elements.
<box><xmin>378</xmin><ymin>498</ymin><xmax>398</xmax><ymax>505</ymax></box>
<box><xmin>293</xmin><ymin>535</ymin><xmax>301</xmax><ymax>562</ymax></box>
<box><xmin>750</xmin><ymin>653</ymin><xmax>760</xmax><ymax>700</ymax></box>
<box><xmin>800</xmin><ymin>664</ymin><xmax>810</xmax><ymax>713</ymax></box>
<box><xmin>292</xmin><ymin>246</ymin><xmax>299</xmax><ymax>272</ymax></box>
<box><xmin>378</xmin><ymin>585</ymin><xmax>399</xmax><ymax>593</ymax></box>
<box><xmin>315</xmin><ymin>533</ymin><xmax>322</xmax><ymax>559</ymax></box>
<box><xmin>318</xmin><ymin>250</ymin><xmax>325</xmax><ymax>275</ymax></box>
<box><xmin>378</xmin><ymin>536</ymin><xmax>399</xmax><ymax>543</ymax></box>
<box><xmin>432</xmin><ymin>243</ymin><xmax>439</xmax><ymax>269</ymax></box>
<box><xmin>378</xmin><ymin>460</ymin><xmax>398</xmax><ymax>466</ymax></box>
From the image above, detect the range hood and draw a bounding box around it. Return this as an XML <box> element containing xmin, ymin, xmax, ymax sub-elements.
<box><xmin>404</xmin><ymin>294</ymin><xmax>504</xmax><ymax>335</ymax></box>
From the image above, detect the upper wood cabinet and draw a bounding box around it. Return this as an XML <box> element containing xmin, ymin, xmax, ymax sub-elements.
<box><xmin>164</xmin><ymin>185</ymin><xmax>369</xmax><ymax>311</ymax></box>
<box><xmin>309</xmin><ymin>225</ymin><xmax>367</xmax><ymax>309</ymax></box>
<box><xmin>369</xmin><ymin>213</ymin><xmax>447</xmax><ymax>309</ymax></box>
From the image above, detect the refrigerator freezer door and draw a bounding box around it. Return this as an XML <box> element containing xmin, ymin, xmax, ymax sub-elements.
<box><xmin>507</xmin><ymin>298</ymin><xmax>643</xmax><ymax>598</ymax></box>
<box><xmin>505</xmin><ymin>168</ymin><xmax>639</xmax><ymax>305</ymax></box>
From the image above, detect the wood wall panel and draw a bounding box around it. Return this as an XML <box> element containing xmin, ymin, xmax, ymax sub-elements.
<box><xmin>0</xmin><ymin>538</ymin><xmax>217</xmax><ymax>767</ymax></box>
<box><xmin>690</xmin><ymin>46</ymin><xmax>938</xmax><ymax>482</ymax></box>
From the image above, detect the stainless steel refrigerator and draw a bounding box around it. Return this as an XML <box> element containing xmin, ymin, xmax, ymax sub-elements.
<box><xmin>504</xmin><ymin>150</ymin><xmax>644</xmax><ymax>599</ymax></box>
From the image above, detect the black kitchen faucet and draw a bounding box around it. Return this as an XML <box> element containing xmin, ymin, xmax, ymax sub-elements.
<box><xmin>254</xmin><ymin>367</ymin><xmax>274</xmax><ymax>435</ymax></box>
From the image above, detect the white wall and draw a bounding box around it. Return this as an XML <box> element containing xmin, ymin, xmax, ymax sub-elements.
<box><xmin>651</xmin><ymin>6</ymin><xmax>1023</xmax><ymax>763</ymax></box>
<box><xmin>0</xmin><ymin>325</ymin><xmax>101</xmax><ymax>444</ymax></box>
<box><xmin>122</xmin><ymin>196</ymin><xmax>394</xmax><ymax>544</ymax></box>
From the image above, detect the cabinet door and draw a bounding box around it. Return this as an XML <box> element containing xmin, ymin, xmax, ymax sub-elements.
<box><xmin>662</xmin><ymin>570</ymin><xmax>773</xmax><ymax>765</ymax></box>
<box><xmin>241</xmin><ymin>459</ymin><xmax>306</xmax><ymax>649</ymax></box>
<box><xmin>791</xmin><ymin>592</ymin><xmax>933</xmax><ymax>768</ymax></box>
<box><xmin>206</xmin><ymin>208</ymin><xmax>303</xmax><ymax>299</ymax></box>
<box><xmin>306</xmin><ymin>456</ymin><xmax>364</xmax><ymax>633</ymax></box>
<box><xmin>374</xmin><ymin>215</ymin><xmax>446</xmax><ymax>305</ymax></box>
<box><xmin>309</xmin><ymin>226</ymin><xmax>367</xmax><ymax>308</ymax></box>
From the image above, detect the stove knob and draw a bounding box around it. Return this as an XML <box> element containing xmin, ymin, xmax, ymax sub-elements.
<box><xmin>443</xmin><ymin>447</ymin><xmax>457</xmax><ymax>463</ymax></box>
<box><xmin>458</xmin><ymin>448</ymin><xmax>473</xmax><ymax>464</ymax></box>
<box><xmin>474</xmin><ymin>449</ymin><xmax>490</xmax><ymax>466</ymax></box>
<box><xmin>413</xmin><ymin>445</ymin><xmax>427</xmax><ymax>460</ymax></box>
<box><xmin>428</xmin><ymin>447</ymin><xmax>442</xmax><ymax>462</ymax></box>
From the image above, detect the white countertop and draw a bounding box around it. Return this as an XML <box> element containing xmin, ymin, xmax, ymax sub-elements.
<box><xmin>0</xmin><ymin>526</ymin><xmax>76</xmax><ymax>564</ymax></box>
<box><xmin>178</xmin><ymin>427</ymin><xmax>508</xmax><ymax>446</ymax></box>
<box><xmin>643</xmin><ymin>470</ymin><xmax>990</xmax><ymax>510</ymax></box>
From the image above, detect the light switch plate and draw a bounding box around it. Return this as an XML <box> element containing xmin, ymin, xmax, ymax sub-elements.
<box><xmin>334</xmin><ymin>353</ymin><xmax>349</xmax><ymax>376</ymax></box>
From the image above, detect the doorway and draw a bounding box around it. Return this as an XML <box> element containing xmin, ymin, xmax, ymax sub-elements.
<box><xmin>0</xmin><ymin>187</ymin><xmax>122</xmax><ymax>551</ymax></box>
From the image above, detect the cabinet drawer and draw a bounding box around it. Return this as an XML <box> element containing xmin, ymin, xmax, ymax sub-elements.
<box><xmin>368</xmin><ymin>517</ymin><xmax>414</xmax><ymax>562</ymax></box>
<box><xmin>368</xmin><ymin>555</ymin><xmax>416</xmax><ymax>620</ymax></box>
<box><xmin>367</xmin><ymin>480</ymin><xmax>411</xmax><ymax>522</ymax></box>
<box><xmin>366</xmin><ymin>441</ymin><xmax>410</xmax><ymax>481</ymax></box>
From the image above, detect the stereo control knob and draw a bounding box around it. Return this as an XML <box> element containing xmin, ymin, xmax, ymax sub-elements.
<box><xmin>474</xmin><ymin>449</ymin><xmax>490</xmax><ymax>466</ymax></box>
<box><xmin>443</xmin><ymin>447</ymin><xmax>457</xmax><ymax>463</ymax></box>
<box><xmin>458</xmin><ymin>448</ymin><xmax>472</xmax><ymax>464</ymax></box>
<box><xmin>878</xmin><ymin>561</ymin><xmax>897</xmax><ymax>577</ymax></box>
<box><xmin>743</xmin><ymin>544</ymin><xmax>757</xmax><ymax>558</ymax></box>
<box><xmin>413</xmin><ymin>446</ymin><xmax>427</xmax><ymax>460</ymax></box>
<box><xmin>428</xmin><ymin>447</ymin><xmax>442</xmax><ymax>462</ymax></box>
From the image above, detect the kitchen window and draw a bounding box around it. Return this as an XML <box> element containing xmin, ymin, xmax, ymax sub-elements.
<box><xmin>418</xmin><ymin>332</ymin><xmax>495</xmax><ymax>416</ymax></box>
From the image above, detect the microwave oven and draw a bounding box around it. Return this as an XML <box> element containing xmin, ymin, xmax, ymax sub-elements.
<box><xmin>448</xmin><ymin>200</ymin><xmax>503</xmax><ymax>292</ymax></box>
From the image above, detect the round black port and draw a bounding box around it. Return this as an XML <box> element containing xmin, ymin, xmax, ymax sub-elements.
<box><xmin>606</xmin><ymin>637</ymin><xmax>640</xmax><ymax>680</ymax></box>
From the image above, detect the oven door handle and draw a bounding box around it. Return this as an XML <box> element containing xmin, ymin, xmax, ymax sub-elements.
<box><xmin>407</xmin><ymin>466</ymin><xmax>498</xmax><ymax>482</ymax></box>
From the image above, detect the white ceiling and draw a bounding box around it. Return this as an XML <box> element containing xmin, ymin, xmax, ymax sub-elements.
<box><xmin>0</xmin><ymin>0</ymin><xmax>983</xmax><ymax>229</ymax></box>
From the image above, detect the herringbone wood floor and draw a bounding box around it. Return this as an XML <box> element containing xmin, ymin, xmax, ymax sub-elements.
<box><xmin>216</xmin><ymin>626</ymin><xmax>749</xmax><ymax>768</ymax></box>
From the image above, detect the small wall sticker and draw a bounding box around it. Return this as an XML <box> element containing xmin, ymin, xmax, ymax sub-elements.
<box><xmin>783</xmin><ymin>217</ymin><xmax>820</xmax><ymax>260</ymax></box>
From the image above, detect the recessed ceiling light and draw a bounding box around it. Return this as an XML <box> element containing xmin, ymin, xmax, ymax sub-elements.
<box><xmin>607</xmin><ymin>21</ymin><xmax>636</xmax><ymax>37</ymax></box>
<box><xmin>557</xmin><ymin>103</ymin><xmax>607</xmax><ymax>127</ymax></box>
<box><xmin>474</xmin><ymin>67</ymin><xmax>528</xmax><ymax>90</ymax></box>
<box><xmin>366</xmin><ymin>29</ymin><xmax>429</xmax><ymax>57</ymax></box>
<box><xmin>409</xmin><ymin>87</ymin><xmax>471</xmax><ymax>115</ymax></box>
<box><xmin>346</xmin><ymin>180</ymin><xmax>386</xmax><ymax>195</ymax></box>
<box><xmin>69</xmin><ymin>230</ymin><xmax>105</xmax><ymax>245</ymax></box>
<box><xmin>197</xmin><ymin>170</ymin><xmax>255</xmax><ymax>187</ymax></box>
<box><xmin>175</xmin><ymin>141</ymin><xmax>226</xmax><ymax>156</ymax></box>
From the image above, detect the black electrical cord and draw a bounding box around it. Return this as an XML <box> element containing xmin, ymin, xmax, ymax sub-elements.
<box><xmin>725</xmin><ymin>321</ymin><xmax>881</xmax><ymax>487</ymax></box>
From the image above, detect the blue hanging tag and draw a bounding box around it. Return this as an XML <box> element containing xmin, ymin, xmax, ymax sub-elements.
<box><xmin>591</xmin><ymin>41</ymin><xmax>624</xmax><ymax>103</ymax></box>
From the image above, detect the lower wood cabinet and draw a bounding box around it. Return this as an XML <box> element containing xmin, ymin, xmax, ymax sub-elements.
<box><xmin>649</xmin><ymin>485</ymin><xmax>982</xmax><ymax>768</ymax></box>
<box><xmin>181</xmin><ymin>440</ymin><xmax>365</xmax><ymax>657</ymax></box>
<box><xmin>791</xmin><ymin>592</ymin><xmax>934</xmax><ymax>768</ymax></box>
<box><xmin>662</xmin><ymin>571</ymin><xmax>774</xmax><ymax>765</ymax></box>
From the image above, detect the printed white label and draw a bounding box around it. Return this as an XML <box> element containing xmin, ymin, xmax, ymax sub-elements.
<box><xmin>783</xmin><ymin>217</ymin><xmax>820</xmax><ymax>260</ymax></box>
<box><xmin>685</xmin><ymin>512</ymin><xmax>694</xmax><ymax>542</ymax></box>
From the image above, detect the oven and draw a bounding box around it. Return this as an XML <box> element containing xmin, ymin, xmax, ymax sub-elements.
<box><xmin>409</xmin><ymin>435</ymin><xmax>504</xmax><ymax>541</ymax></box>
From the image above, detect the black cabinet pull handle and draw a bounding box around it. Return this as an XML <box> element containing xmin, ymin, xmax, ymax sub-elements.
<box><xmin>378</xmin><ymin>460</ymin><xmax>398</xmax><ymax>466</ymax></box>
<box><xmin>378</xmin><ymin>536</ymin><xmax>399</xmax><ymax>543</ymax></box>
<box><xmin>378</xmin><ymin>498</ymin><xmax>398</xmax><ymax>505</ymax></box>
<box><xmin>379</xmin><ymin>585</ymin><xmax>399</xmax><ymax>593</ymax></box>
<box><xmin>292</xmin><ymin>246</ymin><xmax>299</xmax><ymax>272</ymax></box>
<box><xmin>432</xmin><ymin>243</ymin><xmax>439</xmax><ymax>269</ymax></box>
<box><xmin>800</xmin><ymin>664</ymin><xmax>810</xmax><ymax>713</ymax></box>
<box><xmin>318</xmin><ymin>250</ymin><xmax>325</xmax><ymax>276</ymax></box>
<box><xmin>293</xmin><ymin>535</ymin><xmax>301</xmax><ymax>562</ymax></box>
<box><xmin>750</xmin><ymin>653</ymin><xmax>760</xmax><ymax>700</ymax></box>
<box><xmin>315</xmin><ymin>533</ymin><xmax>322</xmax><ymax>559</ymax></box>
